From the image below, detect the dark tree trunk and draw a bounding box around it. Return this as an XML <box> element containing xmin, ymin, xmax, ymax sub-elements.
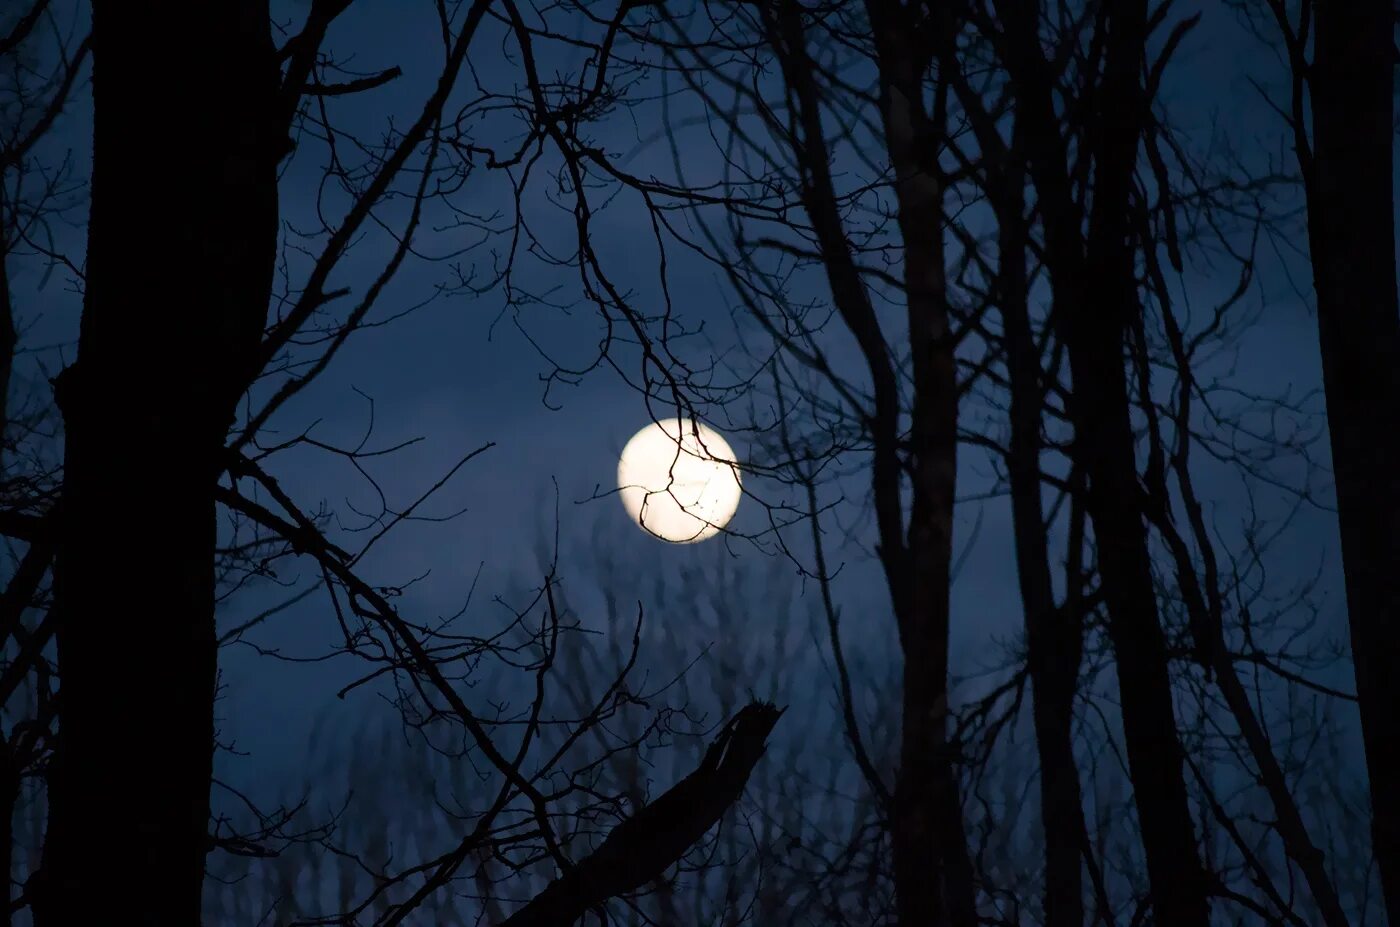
<box><xmin>997</xmin><ymin>165</ymin><xmax>1087</xmax><ymax>927</ymax></box>
<box><xmin>864</xmin><ymin>4</ymin><xmax>976</xmax><ymax>924</ymax></box>
<box><xmin>32</xmin><ymin>4</ymin><xmax>279</xmax><ymax>923</ymax></box>
<box><xmin>1306</xmin><ymin>1</ymin><xmax>1400</xmax><ymax>917</ymax></box>
<box><xmin>946</xmin><ymin>47</ymin><xmax>1094</xmax><ymax>924</ymax></box>
<box><xmin>761</xmin><ymin>2</ymin><xmax>973</xmax><ymax>921</ymax></box>
<box><xmin>0</xmin><ymin>761</ymin><xmax>14</xmax><ymax>927</ymax></box>
<box><xmin>1</xmin><ymin>186</ymin><xmax>15</xmax><ymax>438</ymax></box>
<box><xmin>990</xmin><ymin>2</ymin><xmax>1211</xmax><ymax>923</ymax></box>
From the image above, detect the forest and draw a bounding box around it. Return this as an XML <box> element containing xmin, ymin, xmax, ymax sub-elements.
<box><xmin>0</xmin><ymin>0</ymin><xmax>1396</xmax><ymax>925</ymax></box>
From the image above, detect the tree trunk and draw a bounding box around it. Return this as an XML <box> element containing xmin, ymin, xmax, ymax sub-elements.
<box><xmin>32</xmin><ymin>4</ymin><xmax>279</xmax><ymax>923</ymax></box>
<box><xmin>863</xmin><ymin>4</ymin><xmax>976</xmax><ymax>924</ymax></box>
<box><xmin>1306</xmin><ymin>1</ymin><xmax>1400</xmax><ymax>917</ymax></box>
<box><xmin>990</xmin><ymin>2</ymin><xmax>1211</xmax><ymax>923</ymax></box>
<box><xmin>761</xmin><ymin>2</ymin><xmax>973</xmax><ymax>921</ymax></box>
<box><xmin>997</xmin><ymin>165</ymin><xmax>1088</xmax><ymax>927</ymax></box>
<box><xmin>0</xmin><ymin>761</ymin><xmax>14</xmax><ymax>927</ymax></box>
<box><xmin>1</xmin><ymin>184</ymin><xmax>15</xmax><ymax>440</ymax></box>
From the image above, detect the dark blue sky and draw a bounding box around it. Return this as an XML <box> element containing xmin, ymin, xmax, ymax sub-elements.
<box><xmin>199</xmin><ymin>1</ymin><xmax>1352</xmax><ymax>822</ymax></box>
<box><xmin>3</xmin><ymin>0</ymin><xmax>1369</xmax><ymax>916</ymax></box>
<box><xmin>8</xmin><ymin>0</ymin><xmax>1344</xmax><ymax>770</ymax></box>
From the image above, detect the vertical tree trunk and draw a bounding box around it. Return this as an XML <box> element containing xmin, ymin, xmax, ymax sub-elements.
<box><xmin>762</xmin><ymin>1</ymin><xmax>973</xmax><ymax>920</ymax></box>
<box><xmin>1306</xmin><ymin>1</ymin><xmax>1400</xmax><ymax>917</ymax></box>
<box><xmin>947</xmin><ymin>45</ymin><xmax>1093</xmax><ymax>923</ymax></box>
<box><xmin>32</xmin><ymin>4</ymin><xmax>279</xmax><ymax>923</ymax></box>
<box><xmin>1</xmin><ymin>186</ymin><xmax>15</xmax><ymax>439</ymax></box>
<box><xmin>864</xmin><ymin>5</ymin><xmax>976</xmax><ymax>924</ymax></box>
<box><xmin>990</xmin><ymin>2</ymin><xmax>1211</xmax><ymax>923</ymax></box>
<box><xmin>996</xmin><ymin>164</ymin><xmax>1088</xmax><ymax>927</ymax></box>
<box><xmin>0</xmin><ymin>760</ymin><xmax>14</xmax><ymax>927</ymax></box>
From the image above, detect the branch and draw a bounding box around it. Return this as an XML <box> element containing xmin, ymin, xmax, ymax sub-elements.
<box><xmin>0</xmin><ymin>510</ymin><xmax>49</xmax><ymax>544</ymax></box>
<box><xmin>0</xmin><ymin>0</ymin><xmax>48</xmax><ymax>58</ymax></box>
<box><xmin>256</xmin><ymin>0</ymin><xmax>493</xmax><ymax>383</ymax></box>
<box><xmin>0</xmin><ymin>536</ymin><xmax>52</xmax><ymax>653</ymax></box>
<box><xmin>0</xmin><ymin>34</ymin><xmax>92</xmax><ymax>172</ymax></box>
<box><xmin>500</xmin><ymin>701</ymin><xmax>785</xmax><ymax>927</ymax></box>
<box><xmin>302</xmin><ymin>66</ymin><xmax>403</xmax><ymax>96</ymax></box>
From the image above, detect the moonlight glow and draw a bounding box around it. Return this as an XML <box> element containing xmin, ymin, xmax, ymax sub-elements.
<box><xmin>617</xmin><ymin>418</ymin><xmax>742</xmax><ymax>543</ymax></box>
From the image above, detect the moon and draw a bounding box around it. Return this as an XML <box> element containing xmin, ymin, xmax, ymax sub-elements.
<box><xmin>617</xmin><ymin>418</ymin><xmax>742</xmax><ymax>543</ymax></box>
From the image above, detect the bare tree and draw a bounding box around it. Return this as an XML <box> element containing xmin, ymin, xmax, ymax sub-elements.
<box><xmin>0</xmin><ymin>1</ymin><xmax>784</xmax><ymax>923</ymax></box>
<box><xmin>942</xmin><ymin>48</ymin><xmax>1097</xmax><ymax>927</ymax></box>
<box><xmin>203</xmin><ymin>522</ymin><xmax>835</xmax><ymax>926</ymax></box>
<box><xmin>3</xmin><ymin>1</ymin><xmax>1383</xmax><ymax>924</ymax></box>
<box><xmin>1224</xmin><ymin>1</ymin><xmax>1400</xmax><ymax>917</ymax></box>
<box><xmin>970</xmin><ymin>3</ymin><xmax>1215</xmax><ymax>922</ymax></box>
<box><xmin>0</xmin><ymin>2</ymin><xmax>83</xmax><ymax>920</ymax></box>
<box><xmin>644</xmin><ymin>1</ymin><xmax>980</xmax><ymax>920</ymax></box>
<box><xmin>592</xmin><ymin>1</ymin><xmax>1211</xmax><ymax>923</ymax></box>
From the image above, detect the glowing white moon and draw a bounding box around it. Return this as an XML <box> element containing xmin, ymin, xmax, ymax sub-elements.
<box><xmin>617</xmin><ymin>418</ymin><xmax>742</xmax><ymax>543</ymax></box>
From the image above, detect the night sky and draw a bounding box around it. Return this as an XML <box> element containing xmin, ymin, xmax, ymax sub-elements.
<box><xmin>186</xmin><ymin>0</ymin><xmax>1347</xmax><ymax>790</ymax></box>
<box><xmin>2</xmin><ymin>0</ymin><xmax>1374</xmax><ymax>919</ymax></box>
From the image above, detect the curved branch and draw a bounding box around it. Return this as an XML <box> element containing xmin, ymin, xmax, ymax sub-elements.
<box><xmin>501</xmin><ymin>701</ymin><xmax>785</xmax><ymax>927</ymax></box>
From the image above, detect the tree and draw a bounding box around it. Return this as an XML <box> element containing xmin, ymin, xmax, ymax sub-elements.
<box><xmin>616</xmin><ymin>1</ymin><xmax>1360</xmax><ymax>923</ymax></box>
<box><xmin>1235</xmin><ymin>0</ymin><xmax>1400</xmax><ymax>916</ymax></box>
<box><xmin>30</xmin><ymin>5</ymin><xmax>281</xmax><ymax>920</ymax></box>
<box><xmin>975</xmin><ymin>4</ymin><xmax>1215</xmax><ymax>921</ymax></box>
<box><xmin>0</xmin><ymin>2</ymin><xmax>782</xmax><ymax>923</ymax></box>
<box><xmin>1307</xmin><ymin>48</ymin><xmax>1400</xmax><ymax>909</ymax></box>
<box><xmin>648</xmin><ymin>0</ymin><xmax>980</xmax><ymax>920</ymax></box>
<box><xmin>3</xmin><ymin>1</ymin><xmax>1384</xmax><ymax>923</ymax></box>
<box><xmin>1</xmin><ymin>3</ymin><xmax>78</xmax><ymax>917</ymax></box>
<box><xmin>609</xmin><ymin>0</ymin><xmax>1214</xmax><ymax>921</ymax></box>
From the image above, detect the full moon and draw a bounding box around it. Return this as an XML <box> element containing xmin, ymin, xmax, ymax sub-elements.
<box><xmin>617</xmin><ymin>418</ymin><xmax>742</xmax><ymax>543</ymax></box>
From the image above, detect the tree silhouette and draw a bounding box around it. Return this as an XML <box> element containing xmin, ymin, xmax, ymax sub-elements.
<box><xmin>2</xmin><ymin>1</ymin><xmax>1395</xmax><ymax>924</ymax></box>
<box><xmin>1</xmin><ymin>2</ymin><xmax>783</xmax><ymax>924</ymax></box>
<box><xmin>1229</xmin><ymin>1</ymin><xmax>1400</xmax><ymax>918</ymax></box>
